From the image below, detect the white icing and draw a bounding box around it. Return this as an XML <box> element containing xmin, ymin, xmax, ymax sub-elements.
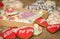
<box><xmin>25</xmin><ymin>0</ymin><xmax>56</xmax><ymax>13</ymax></box>
<box><xmin>33</xmin><ymin>24</ymin><xmax>42</xmax><ymax>35</ymax></box>
<box><xmin>47</xmin><ymin>11</ymin><xmax>60</xmax><ymax>24</ymax></box>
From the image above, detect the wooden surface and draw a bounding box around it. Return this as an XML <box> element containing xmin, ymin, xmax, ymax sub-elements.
<box><xmin>0</xmin><ymin>0</ymin><xmax>60</xmax><ymax>39</ymax></box>
<box><xmin>31</xmin><ymin>27</ymin><xmax>60</xmax><ymax>39</ymax></box>
<box><xmin>0</xmin><ymin>20</ymin><xmax>32</xmax><ymax>27</ymax></box>
<box><xmin>20</xmin><ymin>0</ymin><xmax>60</xmax><ymax>7</ymax></box>
<box><xmin>54</xmin><ymin>0</ymin><xmax>60</xmax><ymax>6</ymax></box>
<box><xmin>0</xmin><ymin>0</ymin><xmax>60</xmax><ymax>7</ymax></box>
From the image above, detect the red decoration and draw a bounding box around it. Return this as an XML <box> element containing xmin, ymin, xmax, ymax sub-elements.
<box><xmin>10</xmin><ymin>17</ymin><xmax>15</xmax><ymax>20</ymax></box>
<box><xmin>36</xmin><ymin>17</ymin><xmax>48</xmax><ymax>27</ymax></box>
<box><xmin>0</xmin><ymin>16</ymin><xmax>3</xmax><ymax>20</ymax></box>
<box><xmin>5</xmin><ymin>8</ymin><xmax>14</xmax><ymax>12</ymax></box>
<box><xmin>59</xmin><ymin>25</ymin><xmax>60</xmax><ymax>30</ymax></box>
<box><xmin>47</xmin><ymin>24</ymin><xmax>60</xmax><ymax>33</ymax></box>
<box><xmin>17</xmin><ymin>27</ymin><xmax>34</xmax><ymax>39</ymax></box>
<box><xmin>0</xmin><ymin>27</ymin><xmax>17</xmax><ymax>39</ymax></box>
<box><xmin>0</xmin><ymin>2</ymin><xmax>4</xmax><ymax>9</ymax></box>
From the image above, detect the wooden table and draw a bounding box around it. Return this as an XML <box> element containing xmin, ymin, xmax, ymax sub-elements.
<box><xmin>0</xmin><ymin>0</ymin><xmax>60</xmax><ymax>39</ymax></box>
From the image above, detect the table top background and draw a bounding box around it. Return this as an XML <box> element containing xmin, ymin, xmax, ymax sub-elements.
<box><xmin>0</xmin><ymin>0</ymin><xmax>60</xmax><ymax>39</ymax></box>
